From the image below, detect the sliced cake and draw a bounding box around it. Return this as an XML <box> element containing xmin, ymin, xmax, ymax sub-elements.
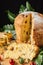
<box><xmin>3</xmin><ymin>41</ymin><xmax>39</xmax><ymax>60</ymax></box>
<box><xmin>14</xmin><ymin>13</ymin><xmax>31</xmax><ymax>43</ymax></box>
<box><xmin>14</xmin><ymin>11</ymin><xmax>43</xmax><ymax>46</ymax></box>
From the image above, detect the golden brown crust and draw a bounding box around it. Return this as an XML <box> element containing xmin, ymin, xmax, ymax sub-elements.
<box><xmin>33</xmin><ymin>29</ymin><xmax>43</xmax><ymax>46</ymax></box>
<box><xmin>31</xmin><ymin>13</ymin><xmax>43</xmax><ymax>46</ymax></box>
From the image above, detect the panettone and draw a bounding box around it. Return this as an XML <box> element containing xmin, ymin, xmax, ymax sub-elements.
<box><xmin>14</xmin><ymin>11</ymin><xmax>43</xmax><ymax>46</ymax></box>
<box><xmin>0</xmin><ymin>11</ymin><xmax>43</xmax><ymax>65</ymax></box>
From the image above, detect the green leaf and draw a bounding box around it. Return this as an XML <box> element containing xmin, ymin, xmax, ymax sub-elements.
<box><xmin>3</xmin><ymin>24</ymin><xmax>14</xmax><ymax>30</ymax></box>
<box><xmin>6</xmin><ymin>10</ymin><xmax>15</xmax><ymax>23</ymax></box>
<box><xmin>40</xmin><ymin>51</ymin><xmax>43</xmax><ymax>55</ymax></box>
<box><xmin>26</xmin><ymin>1</ymin><xmax>35</xmax><ymax>11</ymax></box>
<box><xmin>35</xmin><ymin>55</ymin><xmax>43</xmax><ymax>65</ymax></box>
<box><xmin>35</xmin><ymin>50</ymin><xmax>43</xmax><ymax>65</ymax></box>
<box><xmin>19</xmin><ymin>5</ymin><xmax>25</xmax><ymax>13</ymax></box>
<box><xmin>19</xmin><ymin>57</ymin><xmax>24</xmax><ymax>64</ymax></box>
<box><xmin>19</xmin><ymin>1</ymin><xmax>35</xmax><ymax>14</ymax></box>
<box><xmin>3</xmin><ymin>24</ymin><xmax>16</xmax><ymax>40</ymax></box>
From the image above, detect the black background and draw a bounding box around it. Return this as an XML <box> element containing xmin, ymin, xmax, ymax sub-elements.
<box><xmin>0</xmin><ymin>0</ymin><xmax>43</xmax><ymax>27</ymax></box>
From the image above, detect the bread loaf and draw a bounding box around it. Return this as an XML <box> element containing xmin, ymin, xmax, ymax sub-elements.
<box><xmin>14</xmin><ymin>11</ymin><xmax>43</xmax><ymax>46</ymax></box>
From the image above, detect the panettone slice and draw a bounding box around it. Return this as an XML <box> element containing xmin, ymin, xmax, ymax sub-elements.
<box><xmin>3</xmin><ymin>41</ymin><xmax>39</xmax><ymax>60</ymax></box>
<box><xmin>14</xmin><ymin>13</ymin><xmax>31</xmax><ymax>43</ymax></box>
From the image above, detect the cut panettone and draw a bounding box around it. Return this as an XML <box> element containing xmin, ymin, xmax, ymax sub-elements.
<box><xmin>1</xmin><ymin>11</ymin><xmax>43</xmax><ymax>65</ymax></box>
<box><xmin>14</xmin><ymin>11</ymin><xmax>43</xmax><ymax>46</ymax></box>
<box><xmin>3</xmin><ymin>41</ymin><xmax>39</xmax><ymax>60</ymax></box>
<box><xmin>14</xmin><ymin>13</ymin><xmax>31</xmax><ymax>43</ymax></box>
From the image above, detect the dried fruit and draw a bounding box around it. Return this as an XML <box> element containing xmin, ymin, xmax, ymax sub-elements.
<box><xmin>29</xmin><ymin>61</ymin><xmax>36</xmax><ymax>65</ymax></box>
<box><xmin>9</xmin><ymin>59</ymin><xmax>15</xmax><ymax>65</ymax></box>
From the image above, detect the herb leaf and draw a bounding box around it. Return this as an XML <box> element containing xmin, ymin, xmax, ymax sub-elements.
<box><xmin>3</xmin><ymin>24</ymin><xmax>16</xmax><ymax>39</ymax></box>
<box><xmin>19</xmin><ymin>5</ymin><xmax>25</xmax><ymax>13</ymax></box>
<box><xmin>26</xmin><ymin>1</ymin><xmax>35</xmax><ymax>11</ymax></box>
<box><xmin>6</xmin><ymin>10</ymin><xmax>15</xmax><ymax>23</ymax></box>
<box><xmin>6</xmin><ymin>1</ymin><xmax>35</xmax><ymax>22</ymax></box>
<box><xmin>35</xmin><ymin>49</ymin><xmax>43</xmax><ymax>65</ymax></box>
<box><xmin>19</xmin><ymin>1</ymin><xmax>35</xmax><ymax>14</ymax></box>
<box><xmin>3</xmin><ymin>24</ymin><xmax>14</xmax><ymax>30</ymax></box>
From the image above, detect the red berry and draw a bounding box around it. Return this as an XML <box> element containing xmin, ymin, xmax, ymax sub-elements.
<box><xmin>9</xmin><ymin>59</ymin><xmax>15</xmax><ymax>65</ymax></box>
<box><xmin>33</xmin><ymin>62</ymin><xmax>36</xmax><ymax>65</ymax></box>
<box><xmin>29</xmin><ymin>61</ymin><xmax>36</xmax><ymax>65</ymax></box>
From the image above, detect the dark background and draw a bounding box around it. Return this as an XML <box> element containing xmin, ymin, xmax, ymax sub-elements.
<box><xmin>0</xmin><ymin>0</ymin><xmax>43</xmax><ymax>27</ymax></box>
